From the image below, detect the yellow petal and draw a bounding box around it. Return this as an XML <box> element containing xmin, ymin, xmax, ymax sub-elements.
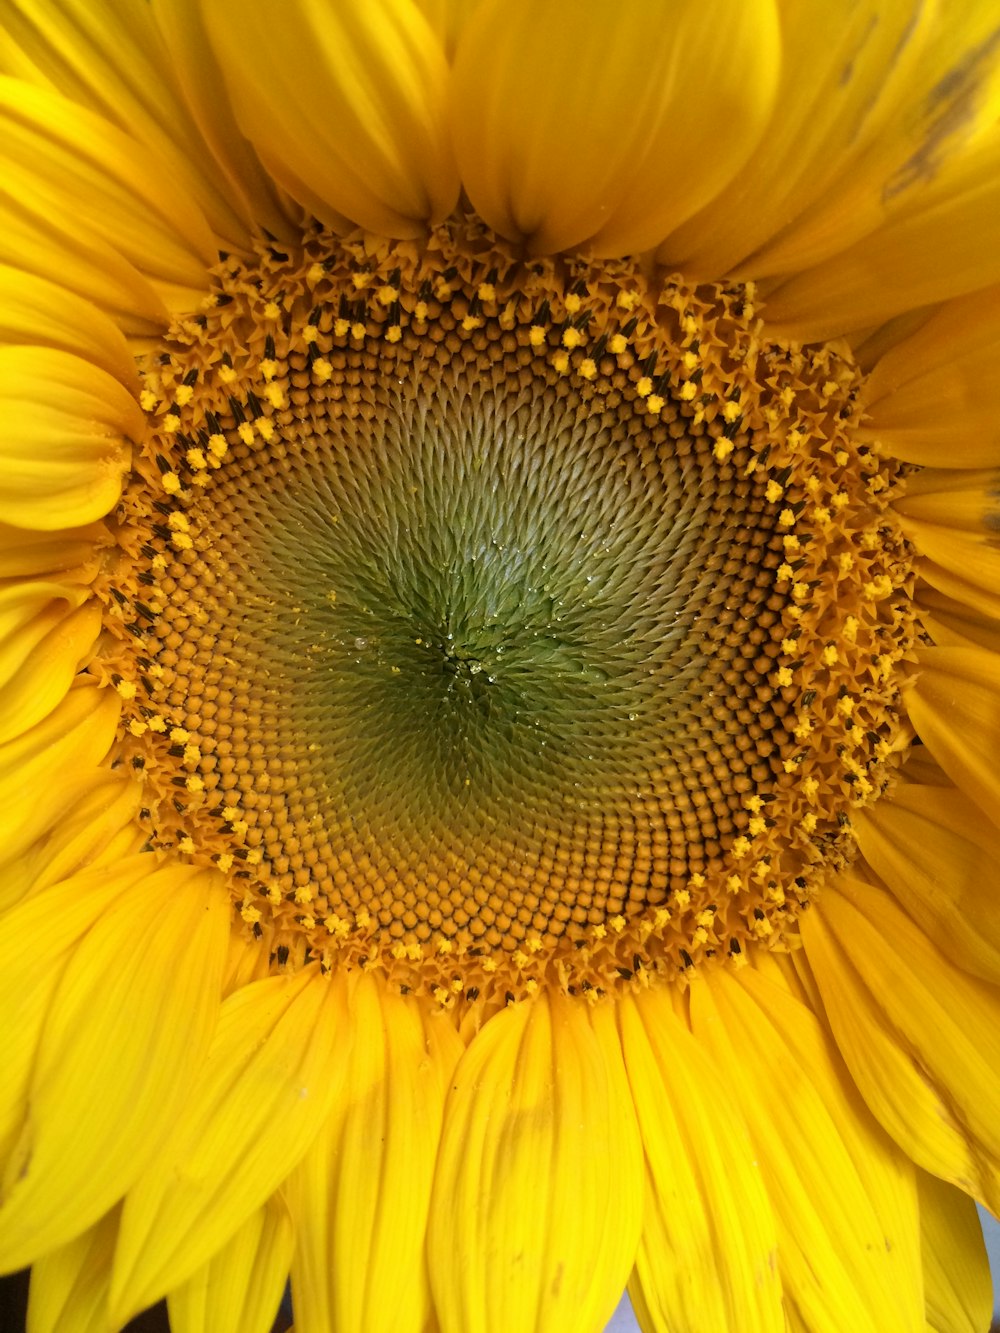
<box><xmin>0</xmin><ymin>74</ymin><xmax>213</xmax><ymax>280</ymax></box>
<box><xmin>850</xmin><ymin>305</ymin><xmax>938</xmax><ymax>374</ymax></box>
<box><xmin>914</xmin><ymin>582</ymin><xmax>1000</xmax><ymax>658</ymax></box>
<box><xmin>854</xmin><ymin>783</ymin><xmax>1000</xmax><ymax>984</ymax></box>
<box><xmin>428</xmin><ymin>991</ymin><xmax>642</xmax><ymax>1333</ymax></box>
<box><xmin>802</xmin><ymin>875</ymin><xmax>1000</xmax><ymax>1213</ymax></box>
<box><xmin>150</xmin><ymin>0</ymin><xmax>299</xmax><ymax>244</ymax></box>
<box><xmin>0</xmin><ymin>521</ymin><xmax>104</xmax><ymax>582</ymax></box>
<box><xmin>690</xmin><ymin>966</ymin><xmax>923</xmax><ymax>1333</ymax></box>
<box><xmin>287</xmin><ymin>976</ymin><xmax>463</xmax><ymax>1333</ymax></box>
<box><xmin>659</xmin><ymin>0</ymin><xmax>935</xmax><ymax>277</ymax></box>
<box><xmin>0</xmin><ymin>584</ymin><xmax>100</xmax><ymax>745</ymax></box>
<box><xmin>27</xmin><ymin>1206</ymin><xmax>118</xmax><ymax>1333</ymax></box>
<box><xmin>913</xmin><ymin>563</ymin><xmax>1000</xmax><ymax>630</ymax></box>
<box><xmin>0</xmin><ymin>0</ymin><xmax>282</xmax><ymax>250</ymax></box>
<box><xmin>167</xmin><ymin>1195</ymin><xmax>294</xmax><ymax>1333</ymax></box>
<box><xmin>618</xmin><ymin>987</ymin><xmax>783</xmax><ymax>1333</ymax></box>
<box><xmin>0</xmin><ymin>867</ymin><xmax>230</xmax><ymax>1270</ymax></box>
<box><xmin>0</xmin><ymin>857</ymin><xmax>152</xmax><ymax>1169</ymax></box>
<box><xmin>203</xmin><ymin>0</ymin><xmax>458</xmax><ymax>237</ymax></box>
<box><xmin>0</xmin><ymin>771</ymin><xmax>143</xmax><ymax>912</ymax></box>
<box><xmin>918</xmin><ymin>1171</ymin><xmax>992</xmax><ymax>1333</ymax></box>
<box><xmin>451</xmin><ymin>0</ymin><xmax>780</xmax><ymax>257</ymax></box>
<box><xmin>110</xmin><ymin>967</ymin><xmax>349</xmax><ymax>1325</ymax></box>
<box><xmin>0</xmin><ymin>263</ymin><xmax>140</xmax><ymax>392</ymax></box>
<box><xmin>221</xmin><ymin>926</ymin><xmax>274</xmax><ymax>998</ymax></box>
<box><xmin>762</xmin><ymin>128</ymin><xmax>1000</xmax><ymax>340</ymax></box>
<box><xmin>0</xmin><ymin>191</ymin><xmax>168</xmax><ymax>337</ymax></box>
<box><xmin>890</xmin><ymin>469</ymin><xmax>1000</xmax><ymax>625</ymax></box>
<box><xmin>747</xmin><ymin>4</ymin><xmax>1000</xmax><ymax>277</ymax></box>
<box><xmin>859</xmin><ymin>285</ymin><xmax>1000</xmax><ymax>468</ymax></box>
<box><xmin>895</xmin><ymin>743</ymin><xmax>953</xmax><ymax>789</ymax></box>
<box><xmin>0</xmin><ymin>68</ymin><xmax>215</xmax><ymax>333</ymax></box>
<box><xmin>413</xmin><ymin>0</ymin><xmax>481</xmax><ymax>60</ymax></box>
<box><xmin>0</xmin><ymin>684</ymin><xmax>120</xmax><ymax>865</ymax></box>
<box><xmin>902</xmin><ymin>646</ymin><xmax>1000</xmax><ymax>826</ymax></box>
<box><xmin>0</xmin><ymin>346</ymin><xmax>141</xmax><ymax>529</ymax></box>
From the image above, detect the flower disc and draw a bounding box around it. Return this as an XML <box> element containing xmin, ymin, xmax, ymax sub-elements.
<box><xmin>101</xmin><ymin>220</ymin><xmax>917</xmax><ymax>1004</ymax></box>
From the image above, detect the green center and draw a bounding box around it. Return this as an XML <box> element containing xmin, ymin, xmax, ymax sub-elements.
<box><xmin>202</xmin><ymin>357</ymin><xmax>753</xmax><ymax>845</ymax></box>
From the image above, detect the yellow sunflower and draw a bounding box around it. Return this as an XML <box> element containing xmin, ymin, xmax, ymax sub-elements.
<box><xmin>2</xmin><ymin>2</ymin><xmax>1000</xmax><ymax>1332</ymax></box>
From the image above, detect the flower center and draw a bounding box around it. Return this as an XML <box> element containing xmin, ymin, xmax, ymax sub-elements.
<box><xmin>100</xmin><ymin>220</ymin><xmax>916</xmax><ymax>1006</ymax></box>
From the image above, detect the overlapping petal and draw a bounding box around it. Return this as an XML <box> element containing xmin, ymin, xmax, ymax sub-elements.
<box><xmin>917</xmin><ymin>1170</ymin><xmax>992</xmax><ymax>1333</ymax></box>
<box><xmin>691</xmin><ymin>967</ymin><xmax>923</xmax><ymax>1333</ymax></box>
<box><xmin>202</xmin><ymin>0</ymin><xmax>458</xmax><ymax>238</ymax></box>
<box><xmin>914</xmin><ymin>583</ymin><xmax>1000</xmax><ymax>657</ymax></box>
<box><xmin>0</xmin><ymin>866</ymin><xmax>229</xmax><ymax>1269</ymax></box>
<box><xmin>618</xmin><ymin>987</ymin><xmax>782</xmax><ymax>1333</ymax></box>
<box><xmin>660</xmin><ymin>0</ymin><xmax>935</xmax><ymax>276</ymax></box>
<box><xmin>451</xmin><ymin>0</ymin><xmax>779</xmax><ymax>257</ymax></box>
<box><xmin>802</xmin><ymin>876</ymin><xmax>1000</xmax><ymax>1214</ymax></box>
<box><xmin>0</xmin><ymin>684</ymin><xmax>119</xmax><ymax>866</ymax></box>
<box><xmin>860</xmin><ymin>285</ymin><xmax>1000</xmax><ymax>468</ymax></box>
<box><xmin>902</xmin><ymin>646</ymin><xmax>1000</xmax><ymax>826</ymax></box>
<box><xmin>893</xmin><ymin>470</ymin><xmax>1000</xmax><ymax>622</ymax></box>
<box><xmin>0</xmin><ymin>0</ymin><xmax>282</xmax><ymax>249</ymax></box>
<box><xmin>854</xmin><ymin>782</ymin><xmax>1000</xmax><ymax>983</ymax></box>
<box><xmin>287</xmin><ymin>976</ymin><xmax>463</xmax><ymax>1333</ymax></box>
<box><xmin>748</xmin><ymin>3</ymin><xmax>1000</xmax><ymax>337</ymax></box>
<box><xmin>166</xmin><ymin>1196</ymin><xmax>294</xmax><ymax>1333</ymax></box>
<box><xmin>762</xmin><ymin>128</ymin><xmax>1000</xmax><ymax>339</ymax></box>
<box><xmin>0</xmin><ymin>521</ymin><xmax>105</xmax><ymax>583</ymax></box>
<box><xmin>26</xmin><ymin>1206</ymin><xmax>119</xmax><ymax>1333</ymax></box>
<box><xmin>0</xmin><ymin>76</ymin><xmax>214</xmax><ymax>287</ymax></box>
<box><xmin>0</xmin><ymin>582</ymin><xmax>99</xmax><ymax>744</ymax></box>
<box><xmin>110</xmin><ymin>968</ymin><xmax>349</xmax><ymax>1325</ymax></box>
<box><xmin>0</xmin><ymin>264</ymin><xmax>140</xmax><ymax>391</ymax></box>
<box><xmin>0</xmin><ymin>771</ymin><xmax>143</xmax><ymax>912</ymax></box>
<box><xmin>0</xmin><ymin>345</ymin><xmax>142</xmax><ymax>529</ymax></box>
<box><xmin>428</xmin><ymin>992</ymin><xmax>642</xmax><ymax>1333</ymax></box>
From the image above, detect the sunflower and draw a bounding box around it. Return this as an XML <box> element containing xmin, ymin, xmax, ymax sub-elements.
<box><xmin>2</xmin><ymin>2</ymin><xmax>1000</xmax><ymax>1332</ymax></box>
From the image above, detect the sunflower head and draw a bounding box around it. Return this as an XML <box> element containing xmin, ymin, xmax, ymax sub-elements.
<box><xmin>2</xmin><ymin>4</ymin><xmax>1000</xmax><ymax>1333</ymax></box>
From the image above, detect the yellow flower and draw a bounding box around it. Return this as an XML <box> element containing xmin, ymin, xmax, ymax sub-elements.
<box><xmin>1</xmin><ymin>3</ymin><xmax>1000</xmax><ymax>1332</ymax></box>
